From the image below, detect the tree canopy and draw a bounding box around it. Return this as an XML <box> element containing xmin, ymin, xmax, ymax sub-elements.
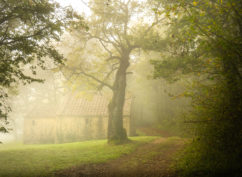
<box><xmin>0</xmin><ymin>0</ymin><xmax>83</xmax><ymax>133</ymax></box>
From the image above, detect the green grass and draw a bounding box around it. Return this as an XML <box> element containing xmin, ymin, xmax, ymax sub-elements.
<box><xmin>0</xmin><ymin>136</ymin><xmax>157</xmax><ymax>177</ymax></box>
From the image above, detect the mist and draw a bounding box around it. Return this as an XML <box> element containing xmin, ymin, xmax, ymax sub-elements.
<box><xmin>0</xmin><ymin>0</ymin><xmax>241</xmax><ymax>177</ymax></box>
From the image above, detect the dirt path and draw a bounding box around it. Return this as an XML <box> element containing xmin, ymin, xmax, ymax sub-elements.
<box><xmin>55</xmin><ymin>137</ymin><xmax>184</xmax><ymax>177</ymax></box>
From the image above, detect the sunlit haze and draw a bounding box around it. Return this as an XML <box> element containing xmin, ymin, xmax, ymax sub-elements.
<box><xmin>0</xmin><ymin>0</ymin><xmax>240</xmax><ymax>176</ymax></box>
<box><xmin>56</xmin><ymin>0</ymin><xmax>91</xmax><ymax>15</ymax></box>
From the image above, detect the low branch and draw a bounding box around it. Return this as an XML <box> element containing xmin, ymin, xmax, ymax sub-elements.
<box><xmin>79</xmin><ymin>70</ymin><xmax>114</xmax><ymax>90</ymax></box>
<box><xmin>98</xmin><ymin>65</ymin><xmax>118</xmax><ymax>90</ymax></box>
<box><xmin>62</xmin><ymin>66</ymin><xmax>114</xmax><ymax>91</ymax></box>
<box><xmin>106</xmin><ymin>56</ymin><xmax>121</xmax><ymax>61</ymax></box>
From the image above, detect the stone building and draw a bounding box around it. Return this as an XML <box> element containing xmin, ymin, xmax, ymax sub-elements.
<box><xmin>23</xmin><ymin>95</ymin><xmax>134</xmax><ymax>144</ymax></box>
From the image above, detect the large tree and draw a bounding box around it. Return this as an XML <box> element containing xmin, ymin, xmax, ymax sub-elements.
<box><xmin>63</xmin><ymin>0</ymin><xmax>164</xmax><ymax>144</ymax></box>
<box><xmin>0</xmin><ymin>0</ymin><xmax>83</xmax><ymax>134</ymax></box>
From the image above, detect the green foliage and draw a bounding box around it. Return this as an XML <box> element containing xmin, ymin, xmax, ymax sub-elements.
<box><xmin>174</xmin><ymin>80</ymin><xmax>242</xmax><ymax>176</ymax></box>
<box><xmin>0</xmin><ymin>126</ymin><xmax>8</xmax><ymax>133</ymax></box>
<box><xmin>0</xmin><ymin>0</ymin><xmax>84</xmax><ymax>131</ymax></box>
<box><xmin>0</xmin><ymin>136</ymin><xmax>156</xmax><ymax>177</ymax></box>
<box><xmin>151</xmin><ymin>0</ymin><xmax>242</xmax><ymax>175</ymax></box>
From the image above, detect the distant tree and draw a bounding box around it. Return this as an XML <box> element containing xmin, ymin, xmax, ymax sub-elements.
<box><xmin>62</xmin><ymin>0</ymin><xmax>164</xmax><ymax>144</ymax></box>
<box><xmin>0</xmin><ymin>0</ymin><xmax>84</xmax><ymax>134</ymax></box>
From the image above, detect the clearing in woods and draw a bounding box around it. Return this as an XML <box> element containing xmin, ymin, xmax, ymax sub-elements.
<box><xmin>56</xmin><ymin>137</ymin><xmax>185</xmax><ymax>177</ymax></box>
<box><xmin>0</xmin><ymin>136</ymin><xmax>185</xmax><ymax>177</ymax></box>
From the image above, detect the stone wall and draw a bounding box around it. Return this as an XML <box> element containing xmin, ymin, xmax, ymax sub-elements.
<box><xmin>23</xmin><ymin>116</ymin><xmax>130</xmax><ymax>144</ymax></box>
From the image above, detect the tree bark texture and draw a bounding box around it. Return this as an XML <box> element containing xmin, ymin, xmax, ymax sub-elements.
<box><xmin>108</xmin><ymin>55</ymin><xmax>130</xmax><ymax>144</ymax></box>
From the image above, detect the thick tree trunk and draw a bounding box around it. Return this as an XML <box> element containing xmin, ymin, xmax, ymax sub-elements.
<box><xmin>108</xmin><ymin>57</ymin><xmax>129</xmax><ymax>144</ymax></box>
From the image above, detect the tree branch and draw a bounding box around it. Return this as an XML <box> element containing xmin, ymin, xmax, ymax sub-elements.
<box><xmin>0</xmin><ymin>26</ymin><xmax>50</xmax><ymax>46</ymax></box>
<box><xmin>143</xmin><ymin>17</ymin><xmax>165</xmax><ymax>37</ymax></box>
<box><xmin>78</xmin><ymin>70</ymin><xmax>114</xmax><ymax>90</ymax></box>
<box><xmin>106</xmin><ymin>55</ymin><xmax>121</xmax><ymax>61</ymax></box>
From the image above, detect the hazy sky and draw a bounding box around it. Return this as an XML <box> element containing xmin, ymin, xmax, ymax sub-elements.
<box><xmin>56</xmin><ymin>0</ymin><xmax>91</xmax><ymax>15</ymax></box>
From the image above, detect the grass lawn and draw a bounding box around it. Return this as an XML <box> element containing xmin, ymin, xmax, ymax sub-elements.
<box><xmin>0</xmin><ymin>136</ymin><xmax>157</xmax><ymax>177</ymax></box>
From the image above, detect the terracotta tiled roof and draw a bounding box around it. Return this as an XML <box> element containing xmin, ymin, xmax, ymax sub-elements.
<box><xmin>58</xmin><ymin>94</ymin><xmax>131</xmax><ymax>117</ymax></box>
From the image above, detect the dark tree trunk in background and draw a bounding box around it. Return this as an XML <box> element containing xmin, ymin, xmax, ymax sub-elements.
<box><xmin>108</xmin><ymin>54</ymin><xmax>130</xmax><ymax>144</ymax></box>
<box><xmin>220</xmin><ymin>50</ymin><xmax>242</xmax><ymax>152</ymax></box>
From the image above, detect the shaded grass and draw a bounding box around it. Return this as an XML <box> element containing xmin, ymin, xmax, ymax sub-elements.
<box><xmin>0</xmin><ymin>136</ymin><xmax>157</xmax><ymax>177</ymax></box>
<box><xmin>172</xmin><ymin>139</ymin><xmax>242</xmax><ymax>177</ymax></box>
